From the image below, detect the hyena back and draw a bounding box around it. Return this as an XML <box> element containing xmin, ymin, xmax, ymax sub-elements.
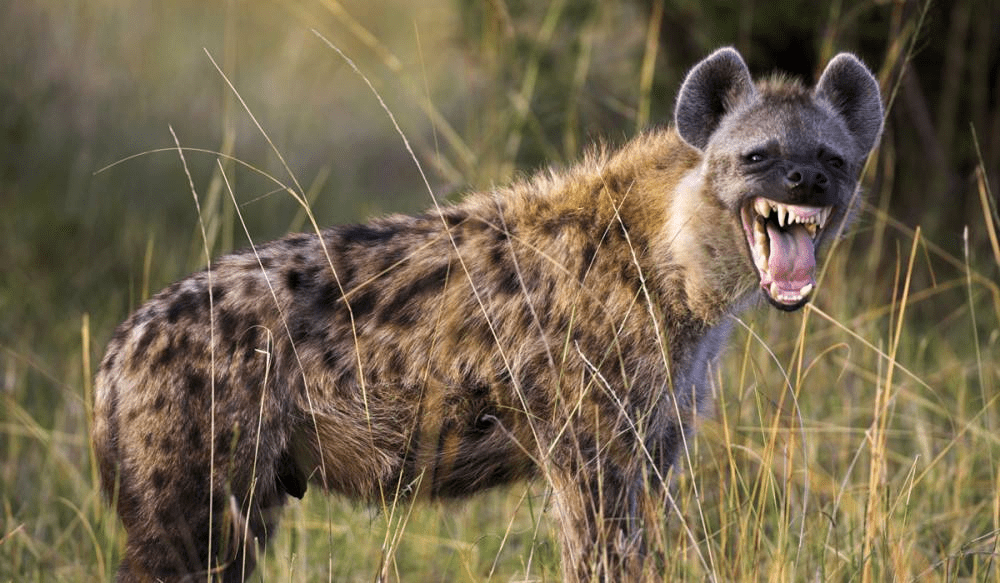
<box><xmin>93</xmin><ymin>48</ymin><xmax>882</xmax><ymax>582</ymax></box>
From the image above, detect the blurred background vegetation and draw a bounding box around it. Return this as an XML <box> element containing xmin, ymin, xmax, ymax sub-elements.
<box><xmin>2</xmin><ymin>0</ymin><xmax>999</xmax><ymax>580</ymax></box>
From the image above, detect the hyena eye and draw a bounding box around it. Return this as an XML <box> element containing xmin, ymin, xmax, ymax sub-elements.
<box><xmin>744</xmin><ymin>151</ymin><xmax>768</xmax><ymax>164</ymax></box>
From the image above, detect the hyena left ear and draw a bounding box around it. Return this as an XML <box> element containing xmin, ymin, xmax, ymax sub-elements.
<box><xmin>675</xmin><ymin>47</ymin><xmax>757</xmax><ymax>151</ymax></box>
<box><xmin>815</xmin><ymin>53</ymin><xmax>884</xmax><ymax>157</ymax></box>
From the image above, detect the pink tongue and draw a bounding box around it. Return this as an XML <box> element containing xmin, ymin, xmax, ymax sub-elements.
<box><xmin>765</xmin><ymin>222</ymin><xmax>815</xmax><ymax>290</ymax></box>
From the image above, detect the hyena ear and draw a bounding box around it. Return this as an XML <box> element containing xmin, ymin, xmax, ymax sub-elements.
<box><xmin>815</xmin><ymin>53</ymin><xmax>884</xmax><ymax>157</ymax></box>
<box><xmin>675</xmin><ymin>47</ymin><xmax>757</xmax><ymax>151</ymax></box>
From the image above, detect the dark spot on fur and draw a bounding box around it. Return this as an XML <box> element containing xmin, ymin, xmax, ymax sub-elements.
<box><xmin>321</xmin><ymin>346</ymin><xmax>341</xmax><ymax>370</ymax></box>
<box><xmin>110</xmin><ymin>322</ymin><xmax>130</xmax><ymax>347</ymax></box>
<box><xmin>101</xmin><ymin>351</ymin><xmax>116</xmax><ymax>373</ymax></box>
<box><xmin>380</xmin><ymin>263</ymin><xmax>450</xmax><ymax>325</ymax></box>
<box><xmin>215</xmin><ymin>428</ymin><xmax>235</xmax><ymax>456</ymax></box>
<box><xmin>152</xmin><ymin>332</ymin><xmax>190</xmax><ymax>372</ymax></box>
<box><xmin>347</xmin><ymin>289</ymin><xmax>378</xmax><ymax>321</ymax></box>
<box><xmin>470</xmin><ymin>318</ymin><xmax>494</xmax><ymax>347</ymax></box>
<box><xmin>218</xmin><ymin>309</ymin><xmax>241</xmax><ymax>340</ymax></box>
<box><xmin>242</xmin><ymin>326</ymin><xmax>261</xmax><ymax>361</ymax></box>
<box><xmin>211</xmin><ymin>285</ymin><xmax>227</xmax><ymax>302</ymax></box>
<box><xmin>540</xmin><ymin>215</ymin><xmax>573</xmax><ymax>235</ymax></box>
<box><xmin>160</xmin><ymin>436</ymin><xmax>173</xmax><ymax>452</ymax></box>
<box><xmin>387</xmin><ymin>350</ymin><xmax>406</xmax><ymax>378</ymax></box>
<box><xmin>441</xmin><ymin>208</ymin><xmax>468</xmax><ymax>227</ymax></box>
<box><xmin>580</xmin><ymin>243</ymin><xmax>596</xmax><ymax>282</ymax></box>
<box><xmin>241</xmin><ymin>276</ymin><xmax>260</xmax><ymax>297</ymax></box>
<box><xmin>341</xmin><ymin>223</ymin><xmax>399</xmax><ymax>246</ymax></box>
<box><xmin>288</xmin><ymin>312</ymin><xmax>318</xmax><ymax>345</ymax></box>
<box><xmin>214</xmin><ymin>373</ymin><xmax>230</xmax><ymax>400</ymax></box>
<box><xmin>166</xmin><ymin>290</ymin><xmax>209</xmax><ymax>324</ymax></box>
<box><xmin>377</xmin><ymin>247</ymin><xmax>407</xmax><ymax>275</ymax></box>
<box><xmin>285</xmin><ymin>269</ymin><xmax>303</xmax><ymax>292</ymax></box>
<box><xmin>489</xmin><ymin>244</ymin><xmax>505</xmax><ymax>268</ymax></box>
<box><xmin>334</xmin><ymin>262</ymin><xmax>356</xmax><ymax>290</ymax></box>
<box><xmin>245</xmin><ymin>368</ymin><xmax>265</xmax><ymax>400</ymax></box>
<box><xmin>286</xmin><ymin>234</ymin><xmax>311</xmax><ymax>247</ymax></box>
<box><xmin>115</xmin><ymin>470</ymin><xmax>142</xmax><ymax>528</ymax></box>
<box><xmin>187</xmin><ymin>425</ymin><xmax>202</xmax><ymax>448</ymax></box>
<box><xmin>184</xmin><ymin>369</ymin><xmax>206</xmax><ymax>395</ymax></box>
<box><xmin>308</xmin><ymin>282</ymin><xmax>340</xmax><ymax>316</ymax></box>
<box><xmin>496</xmin><ymin>269</ymin><xmax>520</xmax><ymax>295</ymax></box>
<box><xmin>151</xmin><ymin>469</ymin><xmax>168</xmax><ymax>490</ymax></box>
<box><xmin>153</xmin><ymin>394</ymin><xmax>167</xmax><ymax>412</ymax></box>
<box><xmin>613</xmin><ymin>219</ymin><xmax>631</xmax><ymax>241</ymax></box>
<box><xmin>144</xmin><ymin>432</ymin><xmax>153</xmax><ymax>448</ymax></box>
<box><xmin>133</xmin><ymin>323</ymin><xmax>159</xmax><ymax>362</ymax></box>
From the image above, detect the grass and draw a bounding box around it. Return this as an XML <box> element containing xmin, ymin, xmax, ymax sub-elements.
<box><xmin>2</xmin><ymin>0</ymin><xmax>999</xmax><ymax>581</ymax></box>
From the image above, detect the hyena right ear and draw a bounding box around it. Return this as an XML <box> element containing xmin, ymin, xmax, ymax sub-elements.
<box><xmin>675</xmin><ymin>47</ymin><xmax>757</xmax><ymax>151</ymax></box>
<box><xmin>815</xmin><ymin>53</ymin><xmax>884</xmax><ymax>158</ymax></box>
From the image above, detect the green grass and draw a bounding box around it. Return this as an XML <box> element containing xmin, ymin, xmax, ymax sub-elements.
<box><xmin>3</xmin><ymin>0</ymin><xmax>1000</xmax><ymax>581</ymax></box>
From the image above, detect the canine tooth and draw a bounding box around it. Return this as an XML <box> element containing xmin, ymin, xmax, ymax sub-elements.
<box><xmin>776</xmin><ymin>205</ymin><xmax>788</xmax><ymax>227</ymax></box>
<box><xmin>754</xmin><ymin>216</ymin><xmax>767</xmax><ymax>237</ymax></box>
<box><xmin>754</xmin><ymin>198</ymin><xmax>771</xmax><ymax>217</ymax></box>
<box><xmin>800</xmin><ymin>283</ymin><xmax>814</xmax><ymax>296</ymax></box>
<box><xmin>755</xmin><ymin>245</ymin><xmax>768</xmax><ymax>272</ymax></box>
<box><xmin>805</xmin><ymin>223</ymin><xmax>818</xmax><ymax>237</ymax></box>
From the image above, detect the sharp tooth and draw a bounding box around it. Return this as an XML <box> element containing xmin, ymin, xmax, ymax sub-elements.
<box><xmin>819</xmin><ymin>207</ymin><xmax>830</xmax><ymax>228</ymax></box>
<box><xmin>754</xmin><ymin>198</ymin><xmax>771</xmax><ymax>217</ymax></box>
<box><xmin>800</xmin><ymin>283</ymin><xmax>814</xmax><ymax>297</ymax></box>
<box><xmin>756</xmin><ymin>244</ymin><xmax>768</xmax><ymax>272</ymax></box>
<box><xmin>776</xmin><ymin>205</ymin><xmax>788</xmax><ymax>227</ymax></box>
<box><xmin>805</xmin><ymin>223</ymin><xmax>818</xmax><ymax>237</ymax></box>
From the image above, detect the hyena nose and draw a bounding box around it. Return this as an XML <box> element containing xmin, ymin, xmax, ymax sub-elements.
<box><xmin>785</xmin><ymin>168</ymin><xmax>828</xmax><ymax>195</ymax></box>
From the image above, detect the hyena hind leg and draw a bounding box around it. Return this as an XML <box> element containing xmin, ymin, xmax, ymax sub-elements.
<box><xmin>113</xmin><ymin>449</ymin><xmax>302</xmax><ymax>582</ymax></box>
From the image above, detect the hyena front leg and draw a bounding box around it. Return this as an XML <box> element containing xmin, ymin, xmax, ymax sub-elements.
<box><xmin>548</xmin><ymin>462</ymin><xmax>664</xmax><ymax>583</ymax></box>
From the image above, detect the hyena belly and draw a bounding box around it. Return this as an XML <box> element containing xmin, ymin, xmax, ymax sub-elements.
<box><xmin>94</xmin><ymin>46</ymin><xmax>882</xmax><ymax>582</ymax></box>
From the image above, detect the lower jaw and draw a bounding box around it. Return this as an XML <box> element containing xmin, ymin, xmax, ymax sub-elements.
<box><xmin>760</xmin><ymin>285</ymin><xmax>811</xmax><ymax>311</ymax></box>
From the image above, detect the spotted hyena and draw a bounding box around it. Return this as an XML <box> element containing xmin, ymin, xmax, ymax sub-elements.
<box><xmin>93</xmin><ymin>48</ymin><xmax>883</xmax><ymax>581</ymax></box>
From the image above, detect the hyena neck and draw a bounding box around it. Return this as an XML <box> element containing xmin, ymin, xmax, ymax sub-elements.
<box><xmin>590</xmin><ymin>128</ymin><xmax>758</xmax><ymax>326</ymax></box>
<box><xmin>657</xmin><ymin>162</ymin><xmax>760</xmax><ymax>324</ymax></box>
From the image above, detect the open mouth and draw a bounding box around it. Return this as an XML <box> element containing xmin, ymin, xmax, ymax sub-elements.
<box><xmin>740</xmin><ymin>197</ymin><xmax>833</xmax><ymax>309</ymax></box>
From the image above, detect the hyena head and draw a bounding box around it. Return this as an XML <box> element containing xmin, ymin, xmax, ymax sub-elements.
<box><xmin>675</xmin><ymin>47</ymin><xmax>883</xmax><ymax>311</ymax></box>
